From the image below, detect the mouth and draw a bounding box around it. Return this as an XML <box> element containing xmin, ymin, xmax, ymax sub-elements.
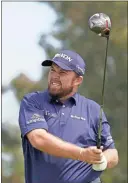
<box><xmin>51</xmin><ymin>82</ymin><xmax>60</xmax><ymax>86</ymax></box>
<box><xmin>50</xmin><ymin>80</ymin><xmax>61</xmax><ymax>86</ymax></box>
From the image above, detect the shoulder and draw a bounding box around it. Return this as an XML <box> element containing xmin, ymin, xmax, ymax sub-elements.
<box><xmin>87</xmin><ymin>98</ymin><xmax>100</xmax><ymax>109</ymax></box>
<box><xmin>20</xmin><ymin>90</ymin><xmax>48</xmax><ymax>106</ymax></box>
<box><xmin>77</xmin><ymin>94</ymin><xmax>101</xmax><ymax>116</ymax></box>
<box><xmin>78</xmin><ymin>94</ymin><xmax>100</xmax><ymax>109</ymax></box>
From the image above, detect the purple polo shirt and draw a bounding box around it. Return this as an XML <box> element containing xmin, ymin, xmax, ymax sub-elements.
<box><xmin>19</xmin><ymin>90</ymin><xmax>115</xmax><ymax>183</ymax></box>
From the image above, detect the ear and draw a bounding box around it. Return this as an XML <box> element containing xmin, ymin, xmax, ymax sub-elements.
<box><xmin>74</xmin><ymin>76</ymin><xmax>83</xmax><ymax>86</ymax></box>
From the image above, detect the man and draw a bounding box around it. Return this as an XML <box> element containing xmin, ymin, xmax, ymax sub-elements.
<box><xmin>19</xmin><ymin>50</ymin><xmax>118</xmax><ymax>183</ymax></box>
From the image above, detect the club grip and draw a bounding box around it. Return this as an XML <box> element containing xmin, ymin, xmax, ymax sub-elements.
<box><xmin>97</xmin><ymin>138</ymin><xmax>101</xmax><ymax>149</ymax></box>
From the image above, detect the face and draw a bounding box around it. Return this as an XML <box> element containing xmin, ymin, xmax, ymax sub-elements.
<box><xmin>48</xmin><ymin>63</ymin><xmax>82</xmax><ymax>98</ymax></box>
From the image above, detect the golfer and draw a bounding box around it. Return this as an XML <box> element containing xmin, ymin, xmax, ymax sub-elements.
<box><xmin>19</xmin><ymin>50</ymin><xmax>118</xmax><ymax>183</ymax></box>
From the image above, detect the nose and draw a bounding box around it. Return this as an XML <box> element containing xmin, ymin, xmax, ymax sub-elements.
<box><xmin>52</xmin><ymin>71</ymin><xmax>60</xmax><ymax>79</ymax></box>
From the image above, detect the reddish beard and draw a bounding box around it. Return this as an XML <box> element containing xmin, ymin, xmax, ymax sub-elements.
<box><xmin>48</xmin><ymin>83</ymin><xmax>73</xmax><ymax>99</ymax></box>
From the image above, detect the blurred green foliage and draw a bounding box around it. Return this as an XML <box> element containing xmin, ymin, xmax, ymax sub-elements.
<box><xmin>2</xmin><ymin>2</ymin><xmax>127</xmax><ymax>183</ymax></box>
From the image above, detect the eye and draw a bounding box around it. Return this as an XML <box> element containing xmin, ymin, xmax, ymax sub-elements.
<box><xmin>60</xmin><ymin>70</ymin><xmax>67</xmax><ymax>74</ymax></box>
<box><xmin>51</xmin><ymin>68</ymin><xmax>55</xmax><ymax>72</ymax></box>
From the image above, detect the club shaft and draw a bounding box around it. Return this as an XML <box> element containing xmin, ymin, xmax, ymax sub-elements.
<box><xmin>97</xmin><ymin>37</ymin><xmax>109</xmax><ymax>149</ymax></box>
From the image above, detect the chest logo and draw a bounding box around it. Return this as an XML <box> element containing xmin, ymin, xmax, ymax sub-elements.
<box><xmin>44</xmin><ymin>110</ymin><xmax>57</xmax><ymax>118</ymax></box>
<box><xmin>71</xmin><ymin>115</ymin><xmax>86</xmax><ymax>121</ymax></box>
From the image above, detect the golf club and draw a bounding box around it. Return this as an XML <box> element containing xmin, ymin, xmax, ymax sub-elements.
<box><xmin>88</xmin><ymin>13</ymin><xmax>111</xmax><ymax>149</ymax></box>
<box><xmin>88</xmin><ymin>13</ymin><xmax>111</xmax><ymax>171</ymax></box>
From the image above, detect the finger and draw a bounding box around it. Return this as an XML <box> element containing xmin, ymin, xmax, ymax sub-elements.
<box><xmin>90</xmin><ymin>146</ymin><xmax>100</xmax><ymax>152</ymax></box>
<box><xmin>91</xmin><ymin>160</ymin><xmax>104</xmax><ymax>164</ymax></box>
<box><xmin>92</xmin><ymin>155</ymin><xmax>103</xmax><ymax>161</ymax></box>
<box><xmin>92</xmin><ymin>148</ymin><xmax>102</xmax><ymax>154</ymax></box>
<box><xmin>91</xmin><ymin>151</ymin><xmax>104</xmax><ymax>159</ymax></box>
<box><xmin>89</xmin><ymin>146</ymin><xmax>97</xmax><ymax>150</ymax></box>
<box><xmin>100</xmin><ymin>146</ymin><xmax>103</xmax><ymax>150</ymax></box>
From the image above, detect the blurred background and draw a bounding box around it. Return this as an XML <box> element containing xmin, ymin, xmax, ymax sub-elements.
<box><xmin>2</xmin><ymin>2</ymin><xmax>127</xmax><ymax>183</ymax></box>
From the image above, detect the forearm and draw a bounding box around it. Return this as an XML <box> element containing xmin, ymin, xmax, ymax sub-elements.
<box><xmin>103</xmin><ymin>149</ymin><xmax>119</xmax><ymax>168</ymax></box>
<box><xmin>27</xmin><ymin>129</ymin><xmax>82</xmax><ymax>160</ymax></box>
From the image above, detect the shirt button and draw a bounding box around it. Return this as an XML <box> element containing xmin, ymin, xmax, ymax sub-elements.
<box><xmin>62</xmin><ymin>105</ymin><xmax>65</xmax><ymax>108</ymax></box>
<box><xmin>62</xmin><ymin>113</ymin><xmax>64</xmax><ymax>115</ymax></box>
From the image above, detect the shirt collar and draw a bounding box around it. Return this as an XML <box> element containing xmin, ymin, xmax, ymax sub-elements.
<box><xmin>71</xmin><ymin>93</ymin><xmax>78</xmax><ymax>105</ymax></box>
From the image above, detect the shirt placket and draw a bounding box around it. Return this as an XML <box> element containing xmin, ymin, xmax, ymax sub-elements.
<box><xmin>59</xmin><ymin>104</ymin><xmax>72</xmax><ymax>138</ymax></box>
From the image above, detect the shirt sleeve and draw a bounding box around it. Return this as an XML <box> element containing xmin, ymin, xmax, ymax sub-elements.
<box><xmin>18</xmin><ymin>94</ymin><xmax>48</xmax><ymax>137</ymax></box>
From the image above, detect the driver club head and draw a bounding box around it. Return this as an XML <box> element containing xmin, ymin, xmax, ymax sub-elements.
<box><xmin>88</xmin><ymin>13</ymin><xmax>111</xmax><ymax>38</ymax></box>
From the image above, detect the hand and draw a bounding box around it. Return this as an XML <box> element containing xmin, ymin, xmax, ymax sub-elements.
<box><xmin>79</xmin><ymin>146</ymin><xmax>103</xmax><ymax>164</ymax></box>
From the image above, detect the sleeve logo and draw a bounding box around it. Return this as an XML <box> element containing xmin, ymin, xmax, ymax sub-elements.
<box><xmin>107</xmin><ymin>135</ymin><xmax>113</xmax><ymax>142</ymax></box>
<box><xmin>27</xmin><ymin>113</ymin><xmax>45</xmax><ymax>124</ymax></box>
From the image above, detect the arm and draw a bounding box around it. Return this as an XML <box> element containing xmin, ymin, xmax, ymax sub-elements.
<box><xmin>27</xmin><ymin>129</ymin><xmax>103</xmax><ymax>164</ymax></box>
<box><xmin>103</xmin><ymin>148</ymin><xmax>119</xmax><ymax>168</ymax></box>
<box><xmin>27</xmin><ymin>129</ymin><xmax>82</xmax><ymax>160</ymax></box>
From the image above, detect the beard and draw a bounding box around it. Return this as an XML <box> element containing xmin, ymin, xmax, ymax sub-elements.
<box><xmin>48</xmin><ymin>82</ymin><xmax>73</xmax><ymax>99</ymax></box>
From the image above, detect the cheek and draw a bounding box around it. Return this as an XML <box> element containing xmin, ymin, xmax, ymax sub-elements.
<box><xmin>48</xmin><ymin>72</ymin><xmax>51</xmax><ymax>83</ymax></box>
<box><xmin>61</xmin><ymin>76</ymin><xmax>73</xmax><ymax>86</ymax></box>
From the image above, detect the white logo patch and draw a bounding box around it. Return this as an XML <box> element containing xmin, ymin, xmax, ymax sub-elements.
<box><xmin>76</xmin><ymin>65</ymin><xmax>85</xmax><ymax>75</ymax></box>
<box><xmin>71</xmin><ymin>115</ymin><xmax>86</xmax><ymax>121</ymax></box>
<box><xmin>44</xmin><ymin>110</ymin><xmax>57</xmax><ymax>118</ymax></box>
<box><xmin>107</xmin><ymin>136</ymin><xmax>113</xmax><ymax>142</ymax></box>
<box><xmin>27</xmin><ymin>113</ymin><xmax>45</xmax><ymax>124</ymax></box>
<box><xmin>53</xmin><ymin>53</ymin><xmax>73</xmax><ymax>62</ymax></box>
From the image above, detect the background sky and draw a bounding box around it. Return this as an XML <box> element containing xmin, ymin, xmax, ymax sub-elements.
<box><xmin>2</xmin><ymin>2</ymin><xmax>56</xmax><ymax>124</ymax></box>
